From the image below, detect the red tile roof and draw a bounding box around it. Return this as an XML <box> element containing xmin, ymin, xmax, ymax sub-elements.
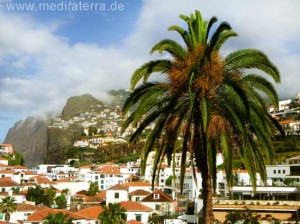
<box><xmin>73</xmin><ymin>194</ymin><xmax>90</xmax><ymax>202</ymax></box>
<box><xmin>27</xmin><ymin>209</ymin><xmax>87</xmax><ymax>221</ymax></box>
<box><xmin>108</xmin><ymin>184</ymin><xmax>128</xmax><ymax>191</ymax></box>
<box><xmin>23</xmin><ymin>171</ymin><xmax>38</xmax><ymax>175</ymax></box>
<box><xmin>13</xmin><ymin>165</ymin><xmax>28</xmax><ymax>169</ymax></box>
<box><xmin>0</xmin><ymin>177</ymin><xmax>19</xmax><ymax>187</ymax></box>
<box><xmin>279</xmin><ymin>119</ymin><xmax>295</xmax><ymax>124</ymax></box>
<box><xmin>108</xmin><ymin>182</ymin><xmax>152</xmax><ymax>191</ymax></box>
<box><xmin>120</xmin><ymin>201</ymin><xmax>152</xmax><ymax>212</ymax></box>
<box><xmin>76</xmin><ymin>206</ymin><xmax>104</xmax><ymax>219</ymax></box>
<box><xmin>129</xmin><ymin>189</ymin><xmax>151</xmax><ymax>196</ymax></box>
<box><xmin>17</xmin><ymin>203</ymin><xmax>48</xmax><ymax>211</ymax></box>
<box><xmin>141</xmin><ymin>189</ymin><xmax>173</xmax><ymax>203</ymax></box>
<box><xmin>120</xmin><ymin>182</ymin><xmax>152</xmax><ymax>187</ymax></box>
<box><xmin>29</xmin><ymin>176</ymin><xmax>55</xmax><ymax>185</ymax></box>
<box><xmin>0</xmin><ymin>170</ymin><xmax>14</xmax><ymax>174</ymax></box>
<box><xmin>86</xmin><ymin>196</ymin><xmax>105</xmax><ymax>203</ymax></box>
<box><xmin>95</xmin><ymin>190</ymin><xmax>106</xmax><ymax>199</ymax></box>
<box><xmin>93</xmin><ymin>166</ymin><xmax>121</xmax><ymax>175</ymax></box>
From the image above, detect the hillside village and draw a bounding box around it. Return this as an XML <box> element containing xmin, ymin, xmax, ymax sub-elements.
<box><xmin>2</xmin><ymin>93</ymin><xmax>300</xmax><ymax>223</ymax></box>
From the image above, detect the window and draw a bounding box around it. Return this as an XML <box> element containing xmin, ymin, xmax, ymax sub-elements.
<box><xmin>283</xmin><ymin>170</ymin><xmax>286</xmax><ymax>174</ymax></box>
<box><xmin>136</xmin><ymin>197</ymin><xmax>140</xmax><ymax>201</ymax></box>
<box><xmin>115</xmin><ymin>192</ymin><xmax>119</xmax><ymax>199</ymax></box>
<box><xmin>273</xmin><ymin>170</ymin><xmax>276</xmax><ymax>174</ymax></box>
<box><xmin>135</xmin><ymin>214</ymin><xmax>142</xmax><ymax>222</ymax></box>
<box><xmin>95</xmin><ymin>176</ymin><xmax>98</xmax><ymax>180</ymax></box>
<box><xmin>154</xmin><ymin>193</ymin><xmax>159</xmax><ymax>199</ymax></box>
<box><xmin>278</xmin><ymin>170</ymin><xmax>281</xmax><ymax>174</ymax></box>
<box><xmin>101</xmin><ymin>180</ymin><xmax>104</xmax><ymax>184</ymax></box>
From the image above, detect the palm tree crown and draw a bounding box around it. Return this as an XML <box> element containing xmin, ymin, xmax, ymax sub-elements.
<box><xmin>0</xmin><ymin>196</ymin><xmax>17</xmax><ymax>222</ymax></box>
<box><xmin>122</xmin><ymin>10</ymin><xmax>282</xmax><ymax>223</ymax></box>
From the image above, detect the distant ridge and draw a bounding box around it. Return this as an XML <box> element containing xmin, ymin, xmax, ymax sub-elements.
<box><xmin>61</xmin><ymin>93</ymin><xmax>104</xmax><ymax>120</ymax></box>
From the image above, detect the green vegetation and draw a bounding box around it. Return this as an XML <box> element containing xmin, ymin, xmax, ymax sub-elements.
<box><xmin>61</xmin><ymin>94</ymin><xmax>104</xmax><ymax>120</ymax></box>
<box><xmin>55</xmin><ymin>194</ymin><xmax>67</xmax><ymax>209</ymax></box>
<box><xmin>44</xmin><ymin>212</ymin><xmax>73</xmax><ymax>224</ymax></box>
<box><xmin>122</xmin><ymin>10</ymin><xmax>281</xmax><ymax>224</ymax></box>
<box><xmin>0</xmin><ymin>196</ymin><xmax>17</xmax><ymax>222</ymax></box>
<box><xmin>86</xmin><ymin>181</ymin><xmax>99</xmax><ymax>197</ymax></box>
<box><xmin>165</xmin><ymin>176</ymin><xmax>174</xmax><ymax>186</ymax></box>
<box><xmin>26</xmin><ymin>186</ymin><xmax>56</xmax><ymax>207</ymax></box>
<box><xmin>64</xmin><ymin>142</ymin><xmax>144</xmax><ymax>164</ymax></box>
<box><xmin>224</xmin><ymin>207</ymin><xmax>280</xmax><ymax>224</ymax></box>
<box><xmin>98</xmin><ymin>203</ymin><xmax>126</xmax><ymax>224</ymax></box>
<box><xmin>46</xmin><ymin>123</ymin><xmax>83</xmax><ymax>164</ymax></box>
<box><xmin>2</xmin><ymin>152</ymin><xmax>24</xmax><ymax>166</ymax></box>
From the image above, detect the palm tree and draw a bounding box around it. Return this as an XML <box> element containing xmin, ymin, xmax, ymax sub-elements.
<box><xmin>44</xmin><ymin>212</ymin><xmax>73</xmax><ymax>224</ymax></box>
<box><xmin>122</xmin><ymin>10</ymin><xmax>282</xmax><ymax>223</ymax></box>
<box><xmin>98</xmin><ymin>203</ymin><xmax>126</xmax><ymax>224</ymax></box>
<box><xmin>0</xmin><ymin>196</ymin><xmax>17</xmax><ymax>223</ymax></box>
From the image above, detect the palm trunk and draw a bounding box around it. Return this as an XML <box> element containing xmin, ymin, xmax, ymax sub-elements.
<box><xmin>200</xmin><ymin>160</ymin><xmax>214</xmax><ymax>224</ymax></box>
<box><xmin>193</xmin><ymin>117</ymin><xmax>215</xmax><ymax>223</ymax></box>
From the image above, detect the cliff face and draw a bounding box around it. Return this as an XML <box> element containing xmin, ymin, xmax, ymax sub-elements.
<box><xmin>3</xmin><ymin>94</ymin><xmax>104</xmax><ymax>167</ymax></box>
<box><xmin>4</xmin><ymin>117</ymin><xmax>48</xmax><ymax>166</ymax></box>
<box><xmin>45</xmin><ymin>124</ymin><xmax>83</xmax><ymax>164</ymax></box>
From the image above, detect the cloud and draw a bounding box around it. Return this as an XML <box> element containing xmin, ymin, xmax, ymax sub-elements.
<box><xmin>125</xmin><ymin>0</ymin><xmax>300</xmax><ymax>97</ymax></box>
<box><xmin>0</xmin><ymin>0</ymin><xmax>300</xmax><ymax>139</ymax></box>
<box><xmin>0</xmin><ymin>12</ymin><xmax>139</xmax><ymax>116</ymax></box>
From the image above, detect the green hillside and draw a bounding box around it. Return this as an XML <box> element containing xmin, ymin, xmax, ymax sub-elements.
<box><xmin>61</xmin><ymin>94</ymin><xmax>104</xmax><ymax>120</ymax></box>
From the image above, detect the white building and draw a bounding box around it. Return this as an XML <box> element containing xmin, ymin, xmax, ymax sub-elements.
<box><xmin>36</xmin><ymin>164</ymin><xmax>79</xmax><ymax>180</ymax></box>
<box><xmin>84</xmin><ymin>164</ymin><xmax>132</xmax><ymax>190</ymax></box>
<box><xmin>279</xmin><ymin>99</ymin><xmax>292</xmax><ymax>111</ymax></box>
<box><xmin>120</xmin><ymin>201</ymin><xmax>153</xmax><ymax>223</ymax></box>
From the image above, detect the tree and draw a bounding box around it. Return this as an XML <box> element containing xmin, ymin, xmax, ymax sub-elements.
<box><xmin>26</xmin><ymin>186</ymin><xmax>56</xmax><ymax>207</ymax></box>
<box><xmin>0</xmin><ymin>196</ymin><xmax>17</xmax><ymax>222</ymax></box>
<box><xmin>225</xmin><ymin>207</ymin><xmax>260</xmax><ymax>224</ymax></box>
<box><xmin>165</xmin><ymin>175</ymin><xmax>174</xmax><ymax>186</ymax></box>
<box><xmin>122</xmin><ymin>10</ymin><xmax>282</xmax><ymax>223</ymax></box>
<box><xmin>44</xmin><ymin>212</ymin><xmax>73</xmax><ymax>224</ymax></box>
<box><xmin>44</xmin><ymin>188</ymin><xmax>56</xmax><ymax>207</ymax></box>
<box><xmin>86</xmin><ymin>181</ymin><xmax>99</xmax><ymax>196</ymax></box>
<box><xmin>26</xmin><ymin>185</ymin><xmax>44</xmax><ymax>205</ymax></box>
<box><xmin>98</xmin><ymin>203</ymin><xmax>126</xmax><ymax>224</ymax></box>
<box><xmin>55</xmin><ymin>194</ymin><xmax>67</xmax><ymax>209</ymax></box>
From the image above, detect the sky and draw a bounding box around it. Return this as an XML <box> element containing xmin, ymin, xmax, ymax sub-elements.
<box><xmin>0</xmin><ymin>0</ymin><xmax>300</xmax><ymax>141</ymax></box>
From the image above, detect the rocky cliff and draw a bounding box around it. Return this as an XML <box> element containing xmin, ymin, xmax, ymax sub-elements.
<box><xmin>4</xmin><ymin>94</ymin><xmax>105</xmax><ymax>167</ymax></box>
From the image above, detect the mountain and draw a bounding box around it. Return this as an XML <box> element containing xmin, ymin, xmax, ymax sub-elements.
<box><xmin>61</xmin><ymin>94</ymin><xmax>104</xmax><ymax>120</ymax></box>
<box><xmin>3</xmin><ymin>94</ymin><xmax>105</xmax><ymax>167</ymax></box>
<box><xmin>4</xmin><ymin>116</ymin><xmax>49</xmax><ymax>166</ymax></box>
